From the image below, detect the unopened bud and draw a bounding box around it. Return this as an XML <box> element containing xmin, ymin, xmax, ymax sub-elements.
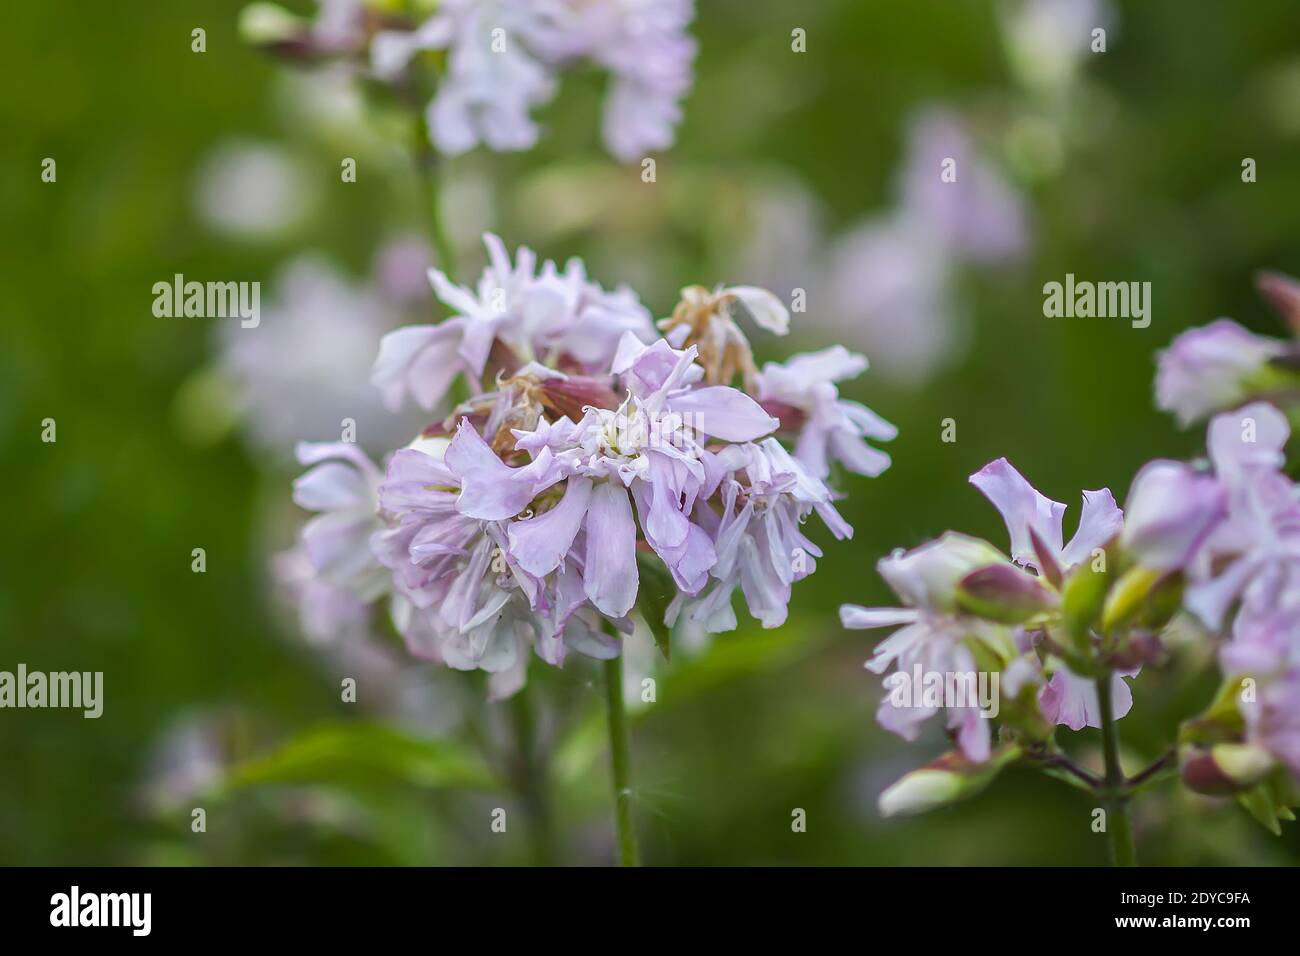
<box><xmin>878</xmin><ymin>746</ymin><xmax>1020</xmax><ymax>818</ymax></box>
<box><xmin>1100</xmin><ymin>565</ymin><xmax>1162</xmax><ymax>633</ymax></box>
<box><xmin>1180</xmin><ymin>743</ymin><xmax>1275</xmax><ymax>795</ymax></box>
<box><xmin>1256</xmin><ymin>270</ymin><xmax>1300</xmax><ymax>336</ymax></box>
<box><xmin>1061</xmin><ymin>559</ymin><xmax>1109</xmax><ymax>651</ymax></box>
<box><xmin>956</xmin><ymin>563</ymin><xmax>1057</xmax><ymax>624</ymax></box>
<box><xmin>539</xmin><ymin>374</ymin><xmax>620</xmax><ymax>420</ymax></box>
<box><xmin>877</xmin><ymin>533</ymin><xmax>1009</xmax><ymax>612</ymax></box>
<box><xmin>879</xmin><ymin>770</ymin><xmax>962</xmax><ymax>818</ymax></box>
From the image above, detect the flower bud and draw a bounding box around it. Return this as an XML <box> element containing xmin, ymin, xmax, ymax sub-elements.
<box><xmin>538</xmin><ymin>373</ymin><xmax>620</xmax><ymax>421</ymax></box>
<box><xmin>1060</xmin><ymin>558</ymin><xmax>1109</xmax><ymax>649</ymax></box>
<box><xmin>1100</xmin><ymin>566</ymin><xmax>1162</xmax><ymax>633</ymax></box>
<box><xmin>1180</xmin><ymin>743</ymin><xmax>1276</xmax><ymax>795</ymax></box>
<box><xmin>1107</xmin><ymin>630</ymin><xmax>1164</xmax><ymax>670</ymax></box>
<box><xmin>955</xmin><ymin>563</ymin><xmax>1058</xmax><ymax>624</ymax></box>
<box><xmin>878</xmin><ymin>533</ymin><xmax>1008</xmax><ymax>612</ymax></box>
<box><xmin>878</xmin><ymin>746</ymin><xmax>1020</xmax><ymax>818</ymax></box>
<box><xmin>1255</xmin><ymin>270</ymin><xmax>1300</xmax><ymax>336</ymax></box>
<box><xmin>879</xmin><ymin>770</ymin><xmax>963</xmax><ymax>818</ymax></box>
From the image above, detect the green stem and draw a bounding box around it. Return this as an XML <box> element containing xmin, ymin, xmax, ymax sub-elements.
<box><xmin>509</xmin><ymin>686</ymin><xmax>557</xmax><ymax>866</ymax></box>
<box><xmin>412</xmin><ymin>117</ymin><xmax>458</xmax><ymax>284</ymax></box>
<box><xmin>602</xmin><ymin>654</ymin><xmax>639</xmax><ymax>866</ymax></box>
<box><xmin>1096</xmin><ymin>674</ymin><xmax>1137</xmax><ymax>867</ymax></box>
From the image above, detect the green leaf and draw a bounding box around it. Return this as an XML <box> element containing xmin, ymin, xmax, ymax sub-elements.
<box><xmin>1237</xmin><ymin>783</ymin><xmax>1282</xmax><ymax>836</ymax></box>
<box><xmin>221</xmin><ymin>721</ymin><xmax>498</xmax><ymax>795</ymax></box>
<box><xmin>1237</xmin><ymin>770</ymin><xmax>1300</xmax><ymax>835</ymax></box>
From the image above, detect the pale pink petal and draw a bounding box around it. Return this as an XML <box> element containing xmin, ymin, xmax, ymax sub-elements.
<box><xmin>583</xmin><ymin>482</ymin><xmax>638</xmax><ymax>618</ymax></box>
<box><xmin>507</xmin><ymin>477</ymin><xmax>592</xmax><ymax>577</ymax></box>
<box><xmin>1060</xmin><ymin>488</ymin><xmax>1124</xmax><ymax>568</ymax></box>
<box><xmin>969</xmin><ymin>457</ymin><xmax>1066</xmax><ymax>566</ymax></box>
<box><xmin>669</xmin><ymin>386</ymin><xmax>778</xmax><ymax>442</ymax></box>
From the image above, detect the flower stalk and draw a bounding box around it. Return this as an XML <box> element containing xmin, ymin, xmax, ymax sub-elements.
<box><xmin>1096</xmin><ymin>672</ymin><xmax>1137</xmax><ymax>867</ymax></box>
<box><xmin>602</xmin><ymin>653</ymin><xmax>639</xmax><ymax>866</ymax></box>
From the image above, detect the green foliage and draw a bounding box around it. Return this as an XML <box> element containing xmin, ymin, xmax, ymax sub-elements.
<box><xmin>222</xmin><ymin>722</ymin><xmax>499</xmax><ymax>794</ymax></box>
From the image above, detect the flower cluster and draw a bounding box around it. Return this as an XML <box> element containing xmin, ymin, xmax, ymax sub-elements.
<box><xmin>841</xmin><ymin>458</ymin><xmax>1128</xmax><ymax>774</ymax></box>
<box><xmin>287</xmin><ymin>234</ymin><xmax>893</xmax><ymax>698</ymax></box>
<box><xmin>242</xmin><ymin>0</ymin><xmax>697</xmax><ymax>161</ymax></box>
<box><xmin>843</xmin><ymin>395</ymin><xmax>1300</xmax><ymax>825</ymax></box>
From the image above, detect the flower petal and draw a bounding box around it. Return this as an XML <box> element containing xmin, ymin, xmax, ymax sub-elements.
<box><xmin>507</xmin><ymin>477</ymin><xmax>592</xmax><ymax>577</ymax></box>
<box><xmin>969</xmin><ymin>458</ymin><xmax>1065</xmax><ymax>566</ymax></box>
<box><xmin>445</xmin><ymin>420</ymin><xmax>558</xmax><ymax>521</ymax></box>
<box><xmin>669</xmin><ymin>386</ymin><xmax>778</xmax><ymax>442</ymax></box>
<box><xmin>1060</xmin><ymin>488</ymin><xmax>1124</xmax><ymax>568</ymax></box>
<box><xmin>840</xmin><ymin>605</ymin><xmax>919</xmax><ymax>629</ymax></box>
<box><xmin>583</xmin><ymin>482</ymin><xmax>638</xmax><ymax>617</ymax></box>
<box><xmin>727</xmin><ymin>285</ymin><xmax>790</xmax><ymax>335</ymax></box>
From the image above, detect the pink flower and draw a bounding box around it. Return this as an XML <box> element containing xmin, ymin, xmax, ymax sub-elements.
<box><xmin>1037</xmin><ymin>667</ymin><xmax>1137</xmax><ymax>731</ymax></box>
<box><xmin>372</xmin><ymin>434</ymin><xmax>620</xmax><ymax>692</ymax></box>
<box><xmin>371</xmin><ymin>234</ymin><xmax>654</xmax><ymax>411</ymax></box>
<box><xmin>841</xmin><ymin>602</ymin><xmax>1004</xmax><ymax>763</ymax></box>
<box><xmin>370</xmin><ymin>0</ymin><xmax>696</xmax><ymax>160</ymax></box>
<box><xmin>1119</xmin><ymin>460</ymin><xmax>1226</xmax><ymax>571</ymax></box>
<box><xmin>509</xmin><ymin>335</ymin><xmax>779</xmax><ymax>617</ymax></box>
<box><xmin>756</xmin><ymin>345</ymin><xmax>896</xmax><ymax>479</ymax></box>
<box><xmin>670</xmin><ymin>439</ymin><xmax>852</xmax><ymax>632</ymax></box>
<box><xmin>1244</xmin><ymin>668</ymin><xmax>1300</xmax><ymax>779</ymax></box>
<box><xmin>291</xmin><ymin>441</ymin><xmax>388</xmax><ymax>598</ymax></box>
<box><xmin>1185</xmin><ymin>403</ymin><xmax>1300</xmax><ymax>630</ymax></box>
<box><xmin>536</xmin><ymin>0</ymin><xmax>697</xmax><ymax>161</ymax></box>
<box><xmin>969</xmin><ymin>458</ymin><xmax>1123</xmax><ymax>573</ymax></box>
<box><xmin>1155</xmin><ymin>319</ymin><xmax>1287</xmax><ymax>426</ymax></box>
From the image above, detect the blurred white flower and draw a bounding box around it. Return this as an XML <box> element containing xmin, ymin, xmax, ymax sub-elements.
<box><xmin>216</xmin><ymin>254</ymin><xmax>424</xmax><ymax>456</ymax></box>
<box><xmin>1001</xmin><ymin>0</ymin><xmax>1115</xmax><ymax>95</ymax></box>
<box><xmin>370</xmin><ymin>0</ymin><xmax>696</xmax><ymax>160</ymax></box>
<box><xmin>826</xmin><ymin>214</ymin><xmax>962</xmax><ymax>382</ymax></box>
<box><xmin>194</xmin><ymin>140</ymin><xmax>318</xmax><ymax>240</ymax></box>
<box><xmin>898</xmin><ymin>110</ymin><xmax>1029</xmax><ymax>266</ymax></box>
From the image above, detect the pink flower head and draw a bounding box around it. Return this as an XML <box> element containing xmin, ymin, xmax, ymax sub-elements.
<box><xmin>509</xmin><ymin>335</ymin><xmax>779</xmax><ymax>618</ymax></box>
<box><xmin>371</xmin><ymin>234</ymin><xmax>654</xmax><ymax>411</ymax></box>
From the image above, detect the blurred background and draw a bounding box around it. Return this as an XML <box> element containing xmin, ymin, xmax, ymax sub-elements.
<box><xmin>4</xmin><ymin>0</ymin><xmax>1300</xmax><ymax>865</ymax></box>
